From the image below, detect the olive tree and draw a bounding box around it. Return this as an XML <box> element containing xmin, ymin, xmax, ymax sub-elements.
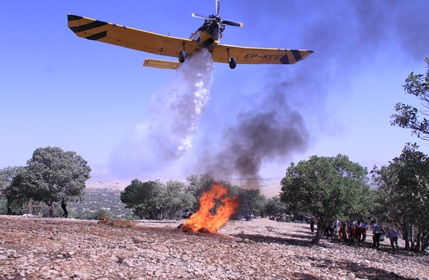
<box><xmin>120</xmin><ymin>179</ymin><xmax>195</xmax><ymax>219</ymax></box>
<box><xmin>280</xmin><ymin>154</ymin><xmax>372</xmax><ymax>244</ymax></box>
<box><xmin>155</xmin><ymin>180</ymin><xmax>196</xmax><ymax>219</ymax></box>
<box><xmin>264</xmin><ymin>196</ymin><xmax>288</xmax><ymax>217</ymax></box>
<box><xmin>391</xmin><ymin>57</ymin><xmax>429</xmax><ymax>140</ymax></box>
<box><xmin>7</xmin><ymin>147</ymin><xmax>91</xmax><ymax>217</ymax></box>
<box><xmin>372</xmin><ymin>143</ymin><xmax>429</xmax><ymax>251</ymax></box>
<box><xmin>231</xmin><ymin>187</ymin><xmax>267</xmax><ymax>219</ymax></box>
<box><xmin>0</xmin><ymin>166</ymin><xmax>24</xmax><ymax>214</ymax></box>
<box><xmin>120</xmin><ymin>179</ymin><xmax>160</xmax><ymax>219</ymax></box>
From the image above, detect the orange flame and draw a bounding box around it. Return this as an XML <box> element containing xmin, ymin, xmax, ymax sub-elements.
<box><xmin>180</xmin><ymin>183</ymin><xmax>238</xmax><ymax>233</ymax></box>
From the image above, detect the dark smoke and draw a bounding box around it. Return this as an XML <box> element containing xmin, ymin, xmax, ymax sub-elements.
<box><xmin>196</xmin><ymin>85</ymin><xmax>309</xmax><ymax>183</ymax></box>
<box><xmin>192</xmin><ymin>0</ymin><xmax>429</xmax><ymax>184</ymax></box>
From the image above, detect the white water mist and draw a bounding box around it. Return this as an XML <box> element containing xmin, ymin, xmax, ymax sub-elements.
<box><xmin>110</xmin><ymin>49</ymin><xmax>214</xmax><ymax>178</ymax></box>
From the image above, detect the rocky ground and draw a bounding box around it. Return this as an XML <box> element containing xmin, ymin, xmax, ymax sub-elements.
<box><xmin>1</xmin><ymin>216</ymin><xmax>428</xmax><ymax>280</ymax></box>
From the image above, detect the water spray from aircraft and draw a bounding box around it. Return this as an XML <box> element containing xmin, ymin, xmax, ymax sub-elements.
<box><xmin>110</xmin><ymin>50</ymin><xmax>214</xmax><ymax>178</ymax></box>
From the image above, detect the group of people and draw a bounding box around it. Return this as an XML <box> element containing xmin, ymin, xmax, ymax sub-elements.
<box><xmin>337</xmin><ymin>220</ymin><xmax>369</xmax><ymax>243</ymax></box>
<box><xmin>320</xmin><ymin>219</ymin><xmax>400</xmax><ymax>249</ymax></box>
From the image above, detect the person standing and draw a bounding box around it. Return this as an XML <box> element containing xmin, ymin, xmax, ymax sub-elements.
<box><xmin>358</xmin><ymin>221</ymin><xmax>368</xmax><ymax>243</ymax></box>
<box><xmin>371</xmin><ymin>220</ymin><xmax>384</xmax><ymax>248</ymax></box>
<box><xmin>385</xmin><ymin>229</ymin><xmax>399</xmax><ymax>250</ymax></box>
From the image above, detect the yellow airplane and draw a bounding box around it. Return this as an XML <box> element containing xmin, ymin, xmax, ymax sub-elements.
<box><xmin>68</xmin><ymin>0</ymin><xmax>314</xmax><ymax>70</ymax></box>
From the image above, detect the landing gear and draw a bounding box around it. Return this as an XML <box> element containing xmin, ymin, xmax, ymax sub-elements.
<box><xmin>179</xmin><ymin>50</ymin><xmax>186</xmax><ymax>63</ymax></box>
<box><xmin>227</xmin><ymin>48</ymin><xmax>237</xmax><ymax>69</ymax></box>
<box><xmin>229</xmin><ymin>57</ymin><xmax>237</xmax><ymax>69</ymax></box>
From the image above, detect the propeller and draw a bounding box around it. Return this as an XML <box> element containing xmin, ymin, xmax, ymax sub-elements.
<box><xmin>192</xmin><ymin>0</ymin><xmax>243</xmax><ymax>28</ymax></box>
<box><xmin>222</xmin><ymin>20</ymin><xmax>242</xmax><ymax>27</ymax></box>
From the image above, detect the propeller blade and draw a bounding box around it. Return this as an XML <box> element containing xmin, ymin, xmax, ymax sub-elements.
<box><xmin>192</xmin><ymin>13</ymin><xmax>212</xmax><ymax>20</ymax></box>
<box><xmin>222</xmin><ymin>20</ymin><xmax>243</xmax><ymax>27</ymax></box>
<box><xmin>216</xmin><ymin>22</ymin><xmax>221</xmax><ymax>41</ymax></box>
<box><xmin>216</xmin><ymin>0</ymin><xmax>220</xmax><ymax>16</ymax></box>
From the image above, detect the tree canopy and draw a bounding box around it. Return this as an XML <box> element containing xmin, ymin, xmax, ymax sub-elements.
<box><xmin>6</xmin><ymin>147</ymin><xmax>91</xmax><ymax>217</ymax></box>
<box><xmin>231</xmin><ymin>187</ymin><xmax>267</xmax><ymax>219</ymax></box>
<box><xmin>280</xmin><ymin>154</ymin><xmax>372</xmax><ymax>244</ymax></box>
<box><xmin>372</xmin><ymin>143</ymin><xmax>429</xmax><ymax>251</ymax></box>
<box><xmin>0</xmin><ymin>166</ymin><xmax>24</xmax><ymax>214</ymax></box>
<box><xmin>391</xmin><ymin>57</ymin><xmax>429</xmax><ymax>140</ymax></box>
<box><xmin>120</xmin><ymin>179</ymin><xmax>195</xmax><ymax>219</ymax></box>
<box><xmin>263</xmin><ymin>196</ymin><xmax>288</xmax><ymax>217</ymax></box>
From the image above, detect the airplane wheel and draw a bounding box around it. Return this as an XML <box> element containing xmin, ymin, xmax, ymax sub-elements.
<box><xmin>229</xmin><ymin>57</ymin><xmax>237</xmax><ymax>69</ymax></box>
<box><xmin>179</xmin><ymin>50</ymin><xmax>186</xmax><ymax>63</ymax></box>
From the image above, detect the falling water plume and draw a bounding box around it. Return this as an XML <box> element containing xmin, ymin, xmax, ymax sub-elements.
<box><xmin>110</xmin><ymin>49</ymin><xmax>214</xmax><ymax>178</ymax></box>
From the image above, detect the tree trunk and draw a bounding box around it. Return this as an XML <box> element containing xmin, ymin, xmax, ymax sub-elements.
<box><xmin>415</xmin><ymin>231</ymin><xmax>422</xmax><ymax>252</ymax></box>
<box><xmin>47</xmin><ymin>202</ymin><xmax>54</xmax><ymax>217</ymax></box>
<box><xmin>402</xmin><ymin>223</ymin><xmax>410</xmax><ymax>250</ymax></box>
<box><xmin>25</xmin><ymin>199</ymin><xmax>33</xmax><ymax>215</ymax></box>
<box><xmin>421</xmin><ymin>230</ymin><xmax>429</xmax><ymax>252</ymax></box>
<box><xmin>311</xmin><ymin>221</ymin><xmax>324</xmax><ymax>245</ymax></box>
<box><xmin>6</xmin><ymin>197</ymin><xmax>14</xmax><ymax>215</ymax></box>
<box><xmin>6</xmin><ymin>199</ymin><xmax>12</xmax><ymax>215</ymax></box>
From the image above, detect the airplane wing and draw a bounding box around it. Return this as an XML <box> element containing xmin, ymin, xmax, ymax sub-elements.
<box><xmin>67</xmin><ymin>14</ymin><xmax>200</xmax><ymax>58</ymax></box>
<box><xmin>212</xmin><ymin>44</ymin><xmax>314</xmax><ymax>65</ymax></box>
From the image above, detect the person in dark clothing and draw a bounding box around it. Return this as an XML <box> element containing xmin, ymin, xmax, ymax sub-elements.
<box><xmin>310</xmin><ymin>218</ymin><xmax>315</xmax><ymax>233</ymax></box>
<box><xmin>385</xmin><ymin>229</ymin><xmax>399</xmax><ymax>250</ymax></box>
<box><xmin>61</xmin><ymin>199</ymin><xmax>68</xmax><ymax>218</ymax></box>
<box><xmin>323</xmin><ymin>223</ymin><xmax>335</xmax><ymax>237</ymax></box>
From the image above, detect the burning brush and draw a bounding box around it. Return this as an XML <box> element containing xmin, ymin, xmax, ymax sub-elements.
<box><xmin>178</xmin><ymin>183</ymin><xmax>238</xmax><ymax>233</ymax></box>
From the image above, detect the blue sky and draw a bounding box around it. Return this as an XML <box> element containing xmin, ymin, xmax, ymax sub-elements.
<box><xmin>1</xmin><ymin>1</ymin><xmax>428</xmax><ymax>183</ymax></box>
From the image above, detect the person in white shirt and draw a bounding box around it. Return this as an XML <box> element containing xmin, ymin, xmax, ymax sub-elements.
<box><xmin>358</xmin><ymin>221</ymin><xmax>368</xmax><ymax>242</ymax></box>
<box><xmin>371</xmin><ymin>220</ymin><xmax>384</xmax><ymax>248</ymax></box>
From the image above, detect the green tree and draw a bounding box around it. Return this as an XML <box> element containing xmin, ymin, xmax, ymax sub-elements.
<box><xmin>157</xmin><ymin>180</ymin><xmax>196</xmax><ymax>219</ymax></box>
<box><xmin>0</xmin><ymin>166</ymin><xmax>25</xmax><ymax>214</ymax></box>
<box><xmin>231</xmin><ymin>187</ymin><xmax>267</xmax><ymax>219</ymax></box>
<box><xmin>0</xmin><ymin>167</ymin><xmax>19</xmax><ymax>191</ymax></box>
<box><xmin>391</xmin><ymin>57</ymin><xmax>429</xmax><ymax>140</ymax></box>
<box><xmin>6</xmin><ymin>147</ymin><xmax>91</xmax><ymax>217</ymax></box>
<box><xmin>120</xmin><ymin>179</ymin><xmax>160</xmax><ymax>219</ymax></box>
<box><xmin>186</xmin><ymin>174</ymin><xmax>215</xmax><ymax>201</ymax></box>
<box><xmin>120</xmin><ymin>179</ymin><xmax>196</xmax><ymax>220</ymax></box>
<box><xmin>264</xmin><ymin>196</ymin><xmax>288</xmax><ymax>217</ymax></box>
<box><xmin>372</xmin><ymin>143</ymin><xmax>429</xmax><ymax>251</ymax></box>
<box><xmin>280</xmin><ymin>154</ymin><xmax>372</xmax><ymax>244</ymax></box>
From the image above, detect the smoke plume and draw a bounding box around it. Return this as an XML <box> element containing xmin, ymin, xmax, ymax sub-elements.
<box><xmin>111</xmin><ymin>1</ymin><xmax>429</xmax><ymax>183</ymax></box>
<box><xmin>192</xmin><ymin>0</ymin><xmax>429</xmax><ymax>184</ymax></box>
<box><xmin>197</xmin><ymin>86</ymin><xmax>309</xmax><ymax>183</ymax></box>
<box><xmin>110</xmin><ymin>49</ymin><xmax>214</xmax><ymax>178</ymax></box>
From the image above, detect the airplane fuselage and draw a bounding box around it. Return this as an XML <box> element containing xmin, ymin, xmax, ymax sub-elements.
<box><xmin>189</xmin><ymin>17</ymin><xmax>224</xmax><ymax>50</ymax></box>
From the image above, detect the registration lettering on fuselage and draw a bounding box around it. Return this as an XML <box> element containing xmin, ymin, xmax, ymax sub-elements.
<box><xmin>244</xmin><ymin>54</ymin><xmax>282</xmax><ymax>60</ymax></box>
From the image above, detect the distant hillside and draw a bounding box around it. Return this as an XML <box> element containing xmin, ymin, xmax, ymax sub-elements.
<box><xmin>68</xmin><ymin>188</ymin><xmax>133</xmax><ymax>219</ymax></box>
<box><xmin>85</xmin><ymin>177</ymin><xmax>282</xmax><ymax>199</ymax></box>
